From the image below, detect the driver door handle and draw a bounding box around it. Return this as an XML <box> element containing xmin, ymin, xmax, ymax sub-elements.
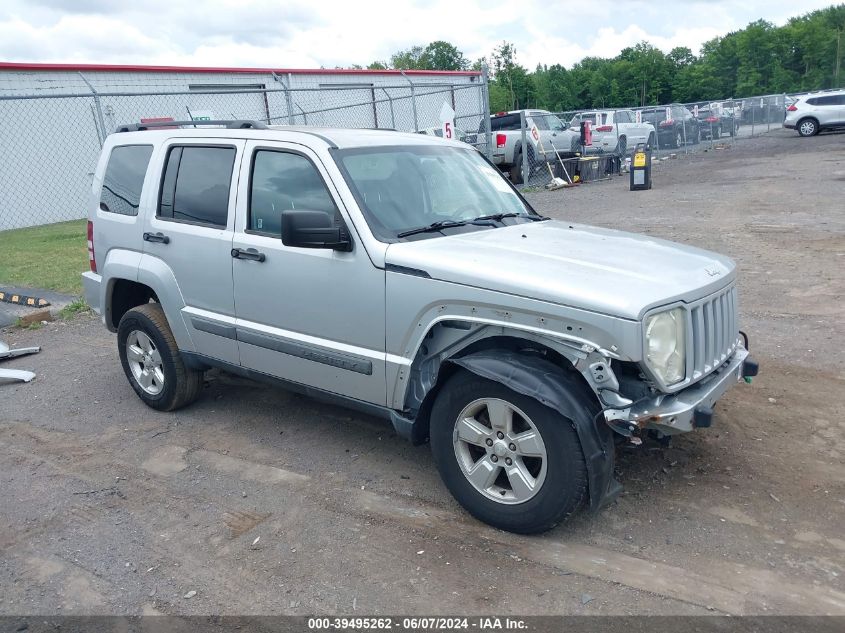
<box><xmin>143</xmin><ymin>232</ymin><xmax>170</xmax><ymax>244</ymax></box>
<box><xmin>231</xmin><ymin>247</ymin><xmax>266</xmax><ymax>262</ymax></box>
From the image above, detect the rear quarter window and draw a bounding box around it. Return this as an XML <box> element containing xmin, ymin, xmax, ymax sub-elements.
<box><xmin>100</xmin><ymin>145</ymin><xmax>154</xmax><ymax>216</ymax></box>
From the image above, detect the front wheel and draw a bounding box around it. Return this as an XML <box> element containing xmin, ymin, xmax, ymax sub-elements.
<box><xmin>118</xmin><ymin>303</ymin><xmax>203</xmax><ymax>411</ymax></box>
<box><xmin>429</xmin><ymin>371</ymin><xmax>588</xmax><ymax>533</ymax></box>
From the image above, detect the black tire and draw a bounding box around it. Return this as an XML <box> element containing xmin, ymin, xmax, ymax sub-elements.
<box><xmin>509</xmin><ymin>152</ymin><xmax>523</xmax><ymax>184</ymax></box>
<box><xmin>117</xmin><ymin>303</ymin><xmax>203</xmax><ymax>411</ymax></box>
<box><xmin>429</xmin><ymin>370</ymin><xmax>589</xmax><ymax>534</ymax></box>
<box><xmin>797</xmin><ymin>118</ymin><xmax>819</xmax><ymax>137</ymax></box>
<box><xmin>615</xmin><ymin>136</ymin><xmax>627</xmax><ymax>157</ymax></box>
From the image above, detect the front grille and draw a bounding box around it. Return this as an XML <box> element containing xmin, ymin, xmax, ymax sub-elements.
<box><xmin>688</xmin><ymin>285</ymin><xmax>739</xmax><ymax>382</ymax></box>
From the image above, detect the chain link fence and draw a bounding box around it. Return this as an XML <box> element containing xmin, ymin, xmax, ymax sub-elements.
<box><xmin>508</xmin><ymin>93</ymin><xmax>791</xmax><ymax>190</ymax></box>
<box><xmin>0</xmin><ymin>75</ymin><xmax>803</xmax><ymax>230</ymax></box>
<box><xmin>0</xmin><ymin>77</ymin><xmax>491</xmax><ymax>231</ymax></box>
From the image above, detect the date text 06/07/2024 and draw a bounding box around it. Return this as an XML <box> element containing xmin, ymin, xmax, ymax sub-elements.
<box><xmin>306</xmin><ymin>617</ymin><xmax>528</xmax><ymax>631</ymax></box>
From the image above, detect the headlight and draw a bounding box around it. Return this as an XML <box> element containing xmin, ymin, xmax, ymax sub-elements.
<box><xmin>645</xmin><ymin>308</ymin><xmax>686</xmax><ymax>385</ymax></box>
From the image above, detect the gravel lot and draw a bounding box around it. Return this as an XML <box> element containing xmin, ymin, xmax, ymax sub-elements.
<box><xmin>1</xmin><ymin>128</ymin><xmax>843</xmax><ymax>617</ymax></box>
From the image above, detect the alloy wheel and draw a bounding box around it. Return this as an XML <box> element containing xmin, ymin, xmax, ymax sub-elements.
<box><xmin>452</xmin><ymin>398</ymin><xmax>548</xmax><ymax>504</ymax></box>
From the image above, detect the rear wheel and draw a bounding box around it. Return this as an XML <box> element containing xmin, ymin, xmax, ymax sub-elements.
<box><xmin>508</xmin><ymin>153</ymin><xmax>523</xmax><ymax>184</ymax></box>
<box><xmin>118</xmin><ymin>303</ymin><xmax>203</xmax><ymax>411</ymax></box>
<box><xmin>615</xmin><ymin>136</ymin><xmax>627</xmax><ymax>157</ymax></box>
<box><xmin>797</xmin><ymin>118</ymin><xmax>819</xmax><ymax>137</ymax></box>
<box><xmin>429</xmin><ymin>370</ymin><xmax>588</xmax><ymax>534</ymax></box>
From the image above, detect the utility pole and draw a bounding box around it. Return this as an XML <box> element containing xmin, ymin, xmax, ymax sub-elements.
<box><xmin>835</xmin><ymin>29</ymin><xmax>842</xmax><ymax>87</ymax></box>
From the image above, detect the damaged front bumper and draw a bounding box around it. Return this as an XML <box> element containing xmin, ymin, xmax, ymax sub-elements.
<box><xmin>604</xmin><ymin>347</ymin><xmax>757</xmax><ymax>435</ymax></box>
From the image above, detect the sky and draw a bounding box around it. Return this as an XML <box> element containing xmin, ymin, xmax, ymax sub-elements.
<box><xmin>0</xmin><ymin>0</ymin><xmax>839</xmax><ymax>71</ymax></box>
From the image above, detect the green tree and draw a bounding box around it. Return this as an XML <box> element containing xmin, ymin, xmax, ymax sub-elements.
<box><xmin>419</xmin><ymin>41</ymin><xmax>469</xmax><ymax>71</ymax></box>
<box><xmin>490</xmin><ymin>41</ymin><xmax>530</xmax><ymax>109</ymax></box>
<box><xmin>390</xmin><ymin>45</ymin><xmax>425</xmax><ymax>69</ymax></box>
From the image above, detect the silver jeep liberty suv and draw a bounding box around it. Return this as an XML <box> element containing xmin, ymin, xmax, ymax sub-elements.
<box><xmin>83</xmin><ymin>119</ymin><xmax>758</xmax><ymax>534</ymax></box>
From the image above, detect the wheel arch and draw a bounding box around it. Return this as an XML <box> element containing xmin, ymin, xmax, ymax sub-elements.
<box><xmin>437</xmin><ymin>348</ymin><xmax>620</xmax><ymax>512</ymax></box>
<box><xmin>107</xmin><ymin>277</ymin><xmax>157</xmax><ymax>331</ymax></box>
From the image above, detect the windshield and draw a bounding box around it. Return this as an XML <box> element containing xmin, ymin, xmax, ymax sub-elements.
<box><xmin>334</xmin><ymin>145</ymin><xmax>535</xmax><ymax>242</ymax></box>
<box><xmin>640</xmin><ymin>109</ymin><xmax>666</xmax><ymax>124</ymax></box>
<box><xmin>531</xmin><ymin>114</ymin><xmax>566</xmax><ymax>131</ymax></box>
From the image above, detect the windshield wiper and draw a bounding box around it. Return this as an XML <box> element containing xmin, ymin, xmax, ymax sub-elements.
<box><xmin>397</xmin><ymin>220</ymin><xmax>472</xmax><ymax>238</ymax></box>
<box><xmin>471</xmin><ymin>212</ymin><xmax>520</xmax><ymax>222</ymax></box>
<box><xmin>472</xmin><ymin>212</ymin><xmax>550</xmax><ymax>222</ymax></box>
<box><xmin>396</xmin><ymin>213</ymin><xmax>548</xmax><ymax>238</ymax></box>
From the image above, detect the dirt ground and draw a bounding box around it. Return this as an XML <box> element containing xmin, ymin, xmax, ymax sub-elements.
<box><xmin>1</xmin><ymin>128</ymin><xmax>843</xmax><ymax>617</ymax></box>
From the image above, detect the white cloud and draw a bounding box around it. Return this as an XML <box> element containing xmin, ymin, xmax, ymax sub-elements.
<box><xmin>0</xmin><ymin>0</ymin><xmax>839</xmax><ymax>70</ymax></box>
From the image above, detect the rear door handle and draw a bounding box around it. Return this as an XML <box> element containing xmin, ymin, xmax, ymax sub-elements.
<box><xmin>143</xmin><ymin>232</ymin><xmax>170</xmax><ymax>244</ymax></box>
<box><xmin>231</xmin><ymin>247</ymin><xmax>266</xmax><ymax>262</ymax></box>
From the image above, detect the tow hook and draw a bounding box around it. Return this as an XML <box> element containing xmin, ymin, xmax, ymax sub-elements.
<box><xmin>742</xmin><ymin>357</ymin><xmax>759</xmax><ymax>384</ymax></box>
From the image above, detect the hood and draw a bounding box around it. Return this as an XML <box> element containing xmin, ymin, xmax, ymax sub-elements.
<box><xmin>384</xmin><ymin>220</ymin><xmax>735</xmax><ymax>320</ymax></box>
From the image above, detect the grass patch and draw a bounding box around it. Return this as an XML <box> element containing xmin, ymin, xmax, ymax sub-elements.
<box><xmin>0</xmin><ymin>220</ymin><xmax>87</xmax><ymax>294</ymax></box>
<box><xmin>58</xmin><ymin>298</ymin><xmax>90</xmax><ymax>320</ymax></box>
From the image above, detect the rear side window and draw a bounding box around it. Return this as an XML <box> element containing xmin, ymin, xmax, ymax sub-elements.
<box><xmin>808</xmin><ymin>95</ymin><xmax>842</xmax><ymax>106</ymax></box>
<box><xmin>158</xmin><ymin>145</ymin><xmax>236</xmax><ymax>227</ymax></box>
<box><xmin>249</xmin><ymin>150</ymin><xmax>337</xmax><ymax>236</ymax></box>
<box><xmin>490</xmin><ymin>114</ymin><xmax>521</xmax><ymax>131</ymax></box>
<box><xmin>100</xmin><ymin>145</ymin><xmax>153</xmax><ymax>216</ymax></box>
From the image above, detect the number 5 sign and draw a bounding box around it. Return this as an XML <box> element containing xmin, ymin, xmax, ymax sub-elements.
<box><xmin>439</xmin><ymin>103</ymin><xmax>455</xmax><ymax>141</ymax></box>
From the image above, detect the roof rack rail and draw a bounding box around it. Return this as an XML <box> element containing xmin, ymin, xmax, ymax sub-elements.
<box><xmin>115</xmin><ymin>120</ymin><xmax>268</xmax><ymax>133</ymax></box>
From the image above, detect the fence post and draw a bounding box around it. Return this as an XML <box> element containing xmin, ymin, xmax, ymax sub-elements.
<box><xmin>78</xmin><ymin>72</ymin><xmax>106</xmax><ymax>146</ymax></box>
<box><xmin>751</xmin><ymin>100</ymin><xmax>755</xmax><ymax>137</ymax></box>
<box><xmin>520</xmin><ymin>110</ymin><xmax>529</xmax><ymax>186</ymax></box>
<box><xmin>379</xmin><ymin>88</ymin><xmax>396</xmax><ymax>129</ymax></box>
<box><xmin>480</xmin><ymin>63</ymin><xmax>493</xmax><ymax>160</ymax></box>
<box><xmin>399</xmin><ymin>70</ymin><xmax>419</xmax><ymax>132</ymax></box>
<box><xmin>271</xmin><ymin>72</ymin><xmax>295</xmax><ymax>124</ymax></box>
<box><xmin>766</xmin><ymin>96</ymin><xmax>771</xmax><ymax>132</ymax></box>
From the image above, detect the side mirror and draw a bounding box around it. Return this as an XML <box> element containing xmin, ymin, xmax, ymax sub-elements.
<box><xmin>280</xmin><ymin>209</ymin><xmax>352</xmax><ymax>252</ymax></box>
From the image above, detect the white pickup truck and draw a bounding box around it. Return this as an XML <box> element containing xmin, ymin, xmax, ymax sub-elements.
<box><xmin>483</xmin><ymin>110</ymin><xmax>580</xmax><ymax>184</ymax></box>
<box><xmin>568</xmin><ymin>109</ymin><xmax>655</xmax><ymax>156</ymax></box>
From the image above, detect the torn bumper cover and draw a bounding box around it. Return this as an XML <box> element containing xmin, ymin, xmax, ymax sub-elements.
<box><xmin>605</xmin><ymin>347</ymin><xmax>756</xmax><ymax>435</ymax></box>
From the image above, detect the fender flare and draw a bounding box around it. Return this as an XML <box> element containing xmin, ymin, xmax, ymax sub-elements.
<box><xmin>449</xmin><ymin>349</ymin><xmax>621</xmax><ymax>512</ymax></box>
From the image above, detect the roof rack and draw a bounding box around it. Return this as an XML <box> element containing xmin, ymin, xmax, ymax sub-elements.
<box><xmin>115</xmin><ymin>120</ymin><xmax>268</xmax><ymax>133</ymax></box>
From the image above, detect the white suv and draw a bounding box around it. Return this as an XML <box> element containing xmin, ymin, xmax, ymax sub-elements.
<box><xmin>568</xmin><ymin>109</ymin><xmax>655</xmax><ymax>156</ymax></box>
<box><xmin>784</xmin><ymin>90</ymin><xmax>845</xmax><ymax>136</ymax></box>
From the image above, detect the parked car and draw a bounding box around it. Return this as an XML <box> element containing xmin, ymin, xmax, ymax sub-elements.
<box><xmin>639</xmin><ymin>105</ymin><xmax>700</xmax><ymax>149</ymax></box>
<box><xmin>567</xmin><ymin>109</ymin><xmax>655</xmax><ymax>155</ymax></box>
<box><xmin>783</xmin><ymin>90</ymin><xmax>845</xmax><ymax>136</ymax></box>
<box><xmin>83</xmin><ymin>119</ymin><xmax>758</xmax><ymax>534</ymax></box>
<box><xmin>482</xmin><ymin>109</ymin><xmax>580</xmax><ymax>183</ymax></box>
<box><xmin>695</xmin><ymin>103</ymin><xmax>739</xmax><ymax>139</ymax></box>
